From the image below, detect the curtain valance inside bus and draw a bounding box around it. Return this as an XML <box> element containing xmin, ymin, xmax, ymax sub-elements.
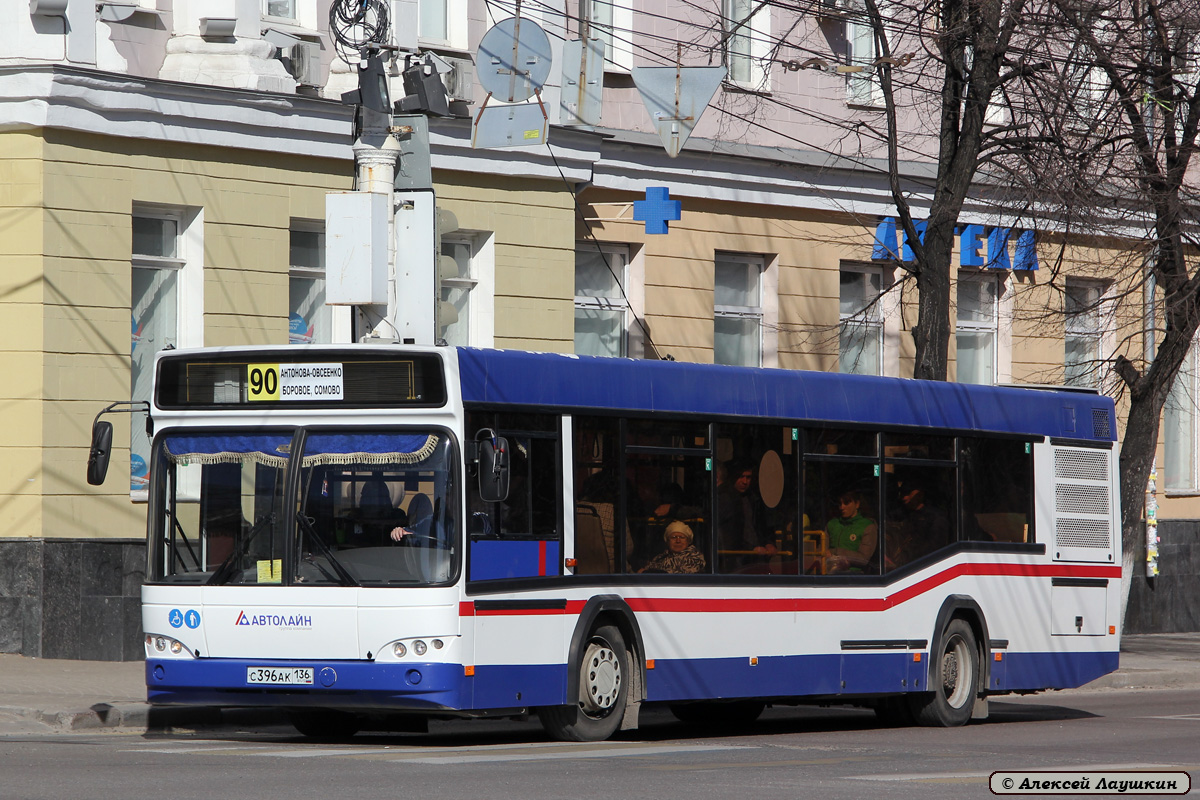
<box><xmin>162</xmin><ymin>434</ymin><xmax>293</xmax><ymax>468</ymax></box>
<box><xmin>300</xmin><ymin>434</ymin><xmax>439</xmax><ymax>466</ymax></box>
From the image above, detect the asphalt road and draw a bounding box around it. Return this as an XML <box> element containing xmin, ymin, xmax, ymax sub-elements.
<box><xmin>2</xmin><ymin>688</ymin><xmax>1197</xmax><ymax>800</ymax></box>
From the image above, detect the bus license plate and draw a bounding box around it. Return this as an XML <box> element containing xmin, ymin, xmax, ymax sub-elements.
<box><xmin>246</xmin><ymin>667</ymin><xmax>314</xmax><ymax>685</ymax></box>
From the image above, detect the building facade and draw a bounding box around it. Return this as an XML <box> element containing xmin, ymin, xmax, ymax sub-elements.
<box><xmin>0</xmin><ymin>0</ymin><xmax>1195</xmax><ymax>659</ymax></box>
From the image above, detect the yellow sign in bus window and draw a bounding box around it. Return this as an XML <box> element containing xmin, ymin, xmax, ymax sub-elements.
<box><xmin>247</xmin><ymin>364</ymin><xmax>280</xmax><ymax>401</ymax></box>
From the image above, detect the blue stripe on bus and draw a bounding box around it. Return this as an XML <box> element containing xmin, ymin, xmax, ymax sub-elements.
<box><xmin>148</xmin><ymin>649</ymin><xmax>1118</xmax><ymax>713</ymax></box>
<box><xmin>146</xmin><ymin>659</ymin><xmax>469</xmax><ymax>711</ymax></box>
<box><xmin>456</xmin><ymin>348</ymin><xmax>1116</xmax><ymax>442</ymax></box>
<box><xmin>469</xmin><ymin>539</ymin><xmax>561</xmax><ymax>581</ymax></box>
<box><xmin>644</xmin><ymin>649</ymin><xmax>1119</xmax><ymax>701</ymax></box>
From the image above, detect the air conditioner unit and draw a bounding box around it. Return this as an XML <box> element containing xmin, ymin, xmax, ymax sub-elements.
<box><xmin>442</xmin><ymin>56</ymin><xmax>475</xmax><ymax>103</ymax></box>
<box><xmin>289</xmin><ymin>41</ymin><xmax>323</xmax><ymax>88</ymax></box>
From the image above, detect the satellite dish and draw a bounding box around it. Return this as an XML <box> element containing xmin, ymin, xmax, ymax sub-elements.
<box><xmin>477</xmin><ymin>16</ymin><xmax>553</xmax><ymax>103</ymax></box>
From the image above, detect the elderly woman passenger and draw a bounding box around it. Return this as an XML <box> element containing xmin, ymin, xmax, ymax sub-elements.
<box><xmin>639</xmin><ymin>521</ymin><xmax>706</xmax><ymax>574</ymax></box>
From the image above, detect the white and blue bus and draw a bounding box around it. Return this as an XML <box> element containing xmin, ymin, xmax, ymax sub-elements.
<box><xmin>89</xmin><ymin>345</ymin><xmax>1122</xmax><ymax>740</ymax></box>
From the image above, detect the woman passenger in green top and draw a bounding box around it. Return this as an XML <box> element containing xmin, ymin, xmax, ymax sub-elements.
<box><xmin>824</xmin><ymin>490</ymin><xmax>878</xmax><ymax>573</ymax></box>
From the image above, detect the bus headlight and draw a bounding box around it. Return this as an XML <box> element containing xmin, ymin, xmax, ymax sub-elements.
<box><xmin>394</xmin><ymin>642</ymin><xmax>407</xmax><ymax>658</ymax></box>
<box><xmin>146</xmin><ymin>634</ymin><xmax>192</xmax><ymax>658</ymax></box>
<box><xmin>413</xmin><ymin>640</ymin><xmax>428</xmax><ymax>656</ymax></box>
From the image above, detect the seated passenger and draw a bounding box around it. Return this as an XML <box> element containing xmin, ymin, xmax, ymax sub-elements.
<box><xmin>824</xmin><ymin>490</ymin><xmax>878</xmax><ymax>573</ymax></box>
<box><xmin>886</xmin><ymin>480</ymin><xmax>951</xmax><ymax>568</ymax></box>
<box><xmin>356</xmin><ymin>479</ymin><xmax>407</xmax><ymax>545</ymax></box>
<box><xmin>391</xmin><ymin>493</ymin><xmax>433</xmax><ymax>543</ymax></box>
<box><xmin>639</xmin><ymin>521</ymin><xmax>706</xmax><ymax>574</ymax></box>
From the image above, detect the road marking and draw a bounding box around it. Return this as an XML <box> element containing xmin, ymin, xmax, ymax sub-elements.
<box><xmin>130</xmin><ymin>740</ymin><xmax>748</xmax><ymax>765</ymax></box>
<box><xmin>369</xmin><ymin>744</ymin><xmax>746</xmax><ymax>765</ymax></box>
<box><xmin>850</xmin><ymin>771</ymin><xmax>992</xmax><ymax>782</ymax></box>
<box><xmin>649</xmin><ymin>756</ymin><xmax>882</xmax><ymax>771</ymax></box>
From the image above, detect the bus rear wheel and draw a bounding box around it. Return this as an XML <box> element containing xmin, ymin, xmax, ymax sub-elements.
<box><xmin>289</xmin><ymin>709</ymin><xmax>361</xmax><ymax>740</ymax></box>
<box><xmin>539</xmin><ymin>625</ymin><xmax>628</xmax><ymax>742</ymax></box>
<box><xmin>911</xmin><ymin>618</ymin><xmax>979</xmax><ymax>727</ymax></box>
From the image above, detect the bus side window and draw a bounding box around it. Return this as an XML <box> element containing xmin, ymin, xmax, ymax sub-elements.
<box><xmin>574</xmin><ymin>416</ymin><xmax>622</xmax><ymax>573</ymax></box>
<box><xmin>714</xmin><ymin>424</ymin><xmax>797</xmax><ymax>575</ymax></box>
<box><xmin>961</xmin><ymin>438</ymin><xmax>1033</xmax><ymax>544</ymax></box>
<box><xmin>466</xmin><ymin>412</ymin><xmax>563</xmax><ymax>580</ymax></box>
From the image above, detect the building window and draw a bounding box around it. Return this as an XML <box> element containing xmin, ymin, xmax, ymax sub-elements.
<box><xmin>1165</xmin><ymin>341</ymin><xmax>1199</xmax><ymax>493</ymax></box>
<box><xmin>582</xmin><ymin>0</ymin><xmax>633</xmax><ymax>70</ymax></box>
<box><xmin>132</xmin><ymin>211</ymin><xmax>198</xmax><ymax>498</ymax></box>
<box><xmin>839</xmin><ymin>267</ymin><xmax>883</xmax><ymax>375</ymax></box>
<box><xmin>846</xmin><ymin>2</ymin><xmax>882</xmax><ymax>106</ymax></box>
<box><xmin>575</xmin><ymin>243</ymin><xmax>630</xmax><ymax>358</ymax></box>
<box><xmin>440</xmin><ymin>237</ymin><xmax>479</xmax><ymax>346</ymax></box>
<box><xmin>264</xmin><ymin>0</ymin><xmax>296</xmax><ymax>20</ymax></box>
<box><xmin>956</xmin><ymin>274</ymin><xmax>998</xmax><ymax>385</ymax></box>
<box><xmin>723</xmin><ymin>0</ymin><xmax>768</xmax><ymax>88</ymax></box>
<box><xmin>288</xmin><ymin>226</ymin><xmax>329</xmax><ymax>345</ymax></box>
<box><xmin>419</xmin><ymin>0</ymin><xmax>467</xmax><ymax>49</ymax></box>
<box><xmin>1064</xmin><ymin>280</ymin><xmax>1103</xmax><ymax>388</ymax></box>
<box><xmin>714</xmin><ymin>253</ymin><xmax>763</xmax><ymax>367</ymax></box>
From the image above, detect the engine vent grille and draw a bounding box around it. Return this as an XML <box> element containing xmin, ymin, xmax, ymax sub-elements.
<box><xmin>1054</xmin><ymin>449</ymin><xmax>1109</xmax><ymax>482</ymax></box>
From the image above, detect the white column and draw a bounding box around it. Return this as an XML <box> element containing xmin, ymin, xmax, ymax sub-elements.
<box><xmin>353</xmin><ymin>135</ymin><xmax>404</xmax><ymax>340</ymax></box>
<box><xmin>160</xmin><ymin>0</ymin><xmax>295</xmax><ymax>92</ymax></box>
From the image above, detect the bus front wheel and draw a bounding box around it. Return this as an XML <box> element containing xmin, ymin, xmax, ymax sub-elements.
<box><xmin>539</xmin><ymin>625</ymin><xmax>628</xmax><ymax>742</ymax></box>
<box><xmin>911</xmin><ymin>618</ymin><xmax>979</xmax><ymax>727</ymax></box>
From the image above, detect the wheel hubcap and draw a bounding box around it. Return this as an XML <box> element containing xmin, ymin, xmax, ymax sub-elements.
<box><xmin>942</xmin><ymin>635</ymin><xmax>972</xmax><ymax>708</ymax></box>
<box><xmin>579</xmin><ymin>640</ymin><xmax>621</xmax><ymax>715</ymax></box>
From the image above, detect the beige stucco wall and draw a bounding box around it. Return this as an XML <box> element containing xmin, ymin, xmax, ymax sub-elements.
<box><xmin>0</xmin><ymin>131</ymin><xmax>46</xmax><ymax>540</ymax></box>
<box><xmin>0</xmin><ymin>128</ymin><xmax>353</xmax><ymax>542</ymax></box>
<box><xmin>438</xmin><ymin>172</ymin><xmax>576</xmax><ymax>351</ymax></box>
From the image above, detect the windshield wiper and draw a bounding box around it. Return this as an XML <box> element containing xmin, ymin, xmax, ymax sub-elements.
<box><xmin>208</xmin><ymin>512</ymin><xmax>276</xmax><ymax>585</ymax></box>
<box><xmin>297</xmin><ymin>515</ymin><xmax>359</xmax><ymax>586</ymax></box>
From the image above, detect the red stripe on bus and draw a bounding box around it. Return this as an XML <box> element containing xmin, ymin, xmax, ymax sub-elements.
<box><xmin>539</xmin><ymin>540</ymin><xmax>547</xmax><ymax>577</ymax></box>
<box><xmin>626</xmin><ymin>563</ymin><xmax>1121</xmax><ymax>614</ymax></box>
<box><xmin>461</xmin><ymin>563</ymin><xmax>1121</xmax><ymax>617</ymax></box>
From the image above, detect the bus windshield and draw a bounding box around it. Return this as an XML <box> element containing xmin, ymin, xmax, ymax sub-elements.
<box><xmin>148</xmin><ymin>429</ymin><xmax>458</xmax><ymax>586</ymax></box>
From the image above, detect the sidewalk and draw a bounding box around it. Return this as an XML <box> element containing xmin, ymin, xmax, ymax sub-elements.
<box><xmin>1</xmin><ymin>634</ymin><xmax>1197</xmax><ymax>735</ymax></box>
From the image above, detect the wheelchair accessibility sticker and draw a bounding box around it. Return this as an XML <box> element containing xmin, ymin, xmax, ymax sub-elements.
<box><xmin>169</xmin><ymin>609</ymin><xmax>201</xmax><ymax>629</ymax></box>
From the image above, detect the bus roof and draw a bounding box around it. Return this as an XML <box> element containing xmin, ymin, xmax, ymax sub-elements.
<box><xmin>456</xmin><ymin>348</ymin><xmax>1116</xmax><ymax>443</ymax></box>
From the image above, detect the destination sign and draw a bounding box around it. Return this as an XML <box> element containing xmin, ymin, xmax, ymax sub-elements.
<box><xmin>247</xmin><ymin>363</ymin><xmax>344</xmax><ymax>402</ymax></box>
<box><xmin>155</xmin><ymin>351</ymin><xmax>446</xmax><ymax>409</ymax></box>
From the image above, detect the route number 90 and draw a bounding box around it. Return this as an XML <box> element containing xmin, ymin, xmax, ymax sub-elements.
<box><xmin>247</xmin><ymin>364</ymin><xmax>280</xmax><ymax>401</ymax></box>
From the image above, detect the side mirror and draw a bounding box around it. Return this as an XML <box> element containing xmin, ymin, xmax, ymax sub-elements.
<box><xmin>477</xmin><ymin>434</ymin><xmax>510</xmax><ymax>503</ymax></box>
<box><xmin>87</xmin><ymin>420</ymin><xmax>114</xmax><ymax>486</ymax></box>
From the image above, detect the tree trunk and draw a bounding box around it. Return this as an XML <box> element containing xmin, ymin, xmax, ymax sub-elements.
<box><xmin>911</xmin><ymin>221</ymin><xmax>955</xmax><ymax>381</ymax></box>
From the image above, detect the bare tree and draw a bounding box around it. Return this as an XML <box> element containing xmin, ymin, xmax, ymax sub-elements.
<box><xmin>862</xmin><ymin>0</ymin><xmax>1032</xmax><ymax>379</ymax></box>
<box><xmin>1021</xmin><ymin>0</ymin><xmax>1200</xmax><ymax>614</ymax></box>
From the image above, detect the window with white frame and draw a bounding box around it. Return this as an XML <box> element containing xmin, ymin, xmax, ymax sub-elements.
<box><xmin>420</xmin><ymin>0</ymin><xmax>468</xmax><ymax>49</ymax></box>
<box><xmin>839</xmin><ymin>267</ymin><xmax>884</xmax><ymax>375</ymax></box>
<box><xmin>575</xmin><ymin>243</ymin><xmax>630</xmax><ymax>358</ymax></box>
<box><xmin>723</xmin><ymin>0</ymin><xmax>769</xmax><ymax>88</ymax></box>
<box><xmin>289</xmin><ymin>225</ymin><xmax>329</xmax><ymax>345</ymax></box>
<box><xmin>1165</xmin><ymin>340</ymin><xmax>1199</xmax><ymax>493</ymax></box>
<box><xmin>846</xmin><ymin>1</ymin><xmax>882</xmax><ymax>106</ymax></box>
<box><xmin>132</xmin><ymin>210</ymin><xmax>202</xmax><ymax>497</ymax></box>
<box><xmin>956</xmin><ymin>273</ymin><xmax>999</xmax><ymax>385</ymax></box>
<box><xmin>263</xmin><ymin>0</ymin><xmax>296</xmax><ymax>20</ymax></box>
<box><xmin>582</xmin><ymin>0</ymin><xmax>634</xmax><ymax>70</ymax></box>
<box><xmin>440</xmin><ymin>236</ymin><xmax>480</xmax><ymax>346</ymax></box>
<box><xmin>1064</xmin><ymin>279</ymin><xmax>1104</xmax><ymax>388</ymax></box>
<box><xmin>714</xmin><ymin>253</ymin><xmax>763</xmax><ymax>367</ymax></box>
